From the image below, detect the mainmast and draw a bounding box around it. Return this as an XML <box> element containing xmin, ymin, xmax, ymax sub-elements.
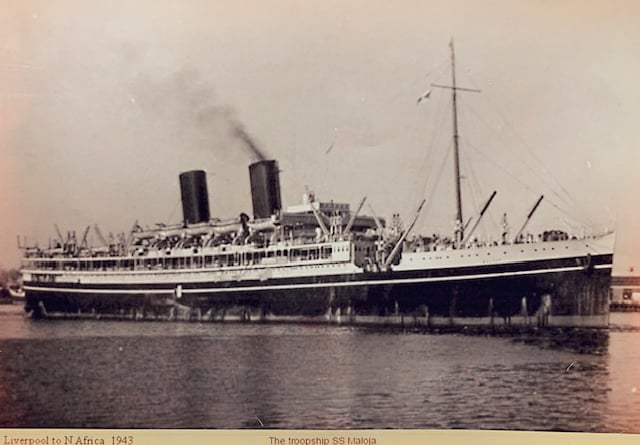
<box><xmin>431</xmin><ymin>39</ymin><xmax>481</xmax><ymax>247</ymax></box>
<box><xmin>450</xmin><ymin>38</ymin><xmax>464</xmax><ymax>243</ymax></box>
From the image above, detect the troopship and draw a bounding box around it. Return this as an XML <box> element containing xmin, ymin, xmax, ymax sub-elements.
<box><xmin>19</xmin><ymin>42</ymin><xmax>614</xmax><ymax>328</ymax></box>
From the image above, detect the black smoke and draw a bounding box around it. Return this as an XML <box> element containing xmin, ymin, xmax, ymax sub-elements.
<box><xmin>232</xmin><ymin>124</ymin><xmax>266</xmax><ymax>161</ymax></box>
<box><xmin>130</xmin><ymin>68</ymin><xmax>268</xmax><ymax>162</ymax></box>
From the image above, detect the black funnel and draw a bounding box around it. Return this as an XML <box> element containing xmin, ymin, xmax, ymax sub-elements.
<box><xmin>179</xmin><ymin>170</ymin><xmax>210</xmax><ymax>225</ymax></box>
<box><xmin>249</xmin><ymin>160</ymin><xmax>281</xmax><ymax>219</ymax></box>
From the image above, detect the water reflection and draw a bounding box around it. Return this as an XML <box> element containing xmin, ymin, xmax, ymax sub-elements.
<box><xmin>1</xmin><ymin>306</ymin><xmax>639</xmax><ymax>432</ymax></box>
<box><xmin>508</xmin><ymin>328</ymin><xmax>610</xmax><ymax>355</ymax></box>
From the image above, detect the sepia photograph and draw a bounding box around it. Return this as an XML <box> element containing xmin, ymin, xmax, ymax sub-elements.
<box><xmin>1</xmin><ymin>0</ymin><xmax>639</xmax><ymax>440</ymax></box>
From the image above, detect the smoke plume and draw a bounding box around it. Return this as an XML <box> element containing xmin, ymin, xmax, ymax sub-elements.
<box><xmin>232</xmin><ymin>124</ymin><xmax>266</xmax><ymax>161</ymax></box>
<box><xmin>130</xmin><ymin>69</ymin><xmax>269</xmax><ymax>162</ymax></box>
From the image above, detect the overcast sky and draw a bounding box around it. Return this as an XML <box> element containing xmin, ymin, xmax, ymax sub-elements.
<box><xmin>1</xmin><ymin>0</ymin><xmax>639</xmax><ymax>272</ymax></box>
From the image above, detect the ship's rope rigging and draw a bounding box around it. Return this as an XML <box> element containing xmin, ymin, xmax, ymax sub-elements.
<box><xmin>319</xmin><ymin>46</ymin><xmax>600</xmax><ymax>240</ymax></box>
<box><xmin>460</xmin><ymin>134</ymin><xmax>588</xmax><ymax>228</ymax></box>
<box><xmin>458</xmin><ymin>69</ymin><xmax>598</xmax><ymax>230</ymax></box>
<box><xmin>460</xmin><ymin>136</ymin><xmax>498</xmax><ymax>238</ymax></box>
<box><xmin>461</xmin><ymin>99</ymin><xmax>576</xmax><ymax>215</ymax></box>
<box><xmin>166</xmin><ymin>198</ymin><xmax>182</xmax><ymax>226</ymax></box>
<box><xmin>410</xmin><ymin>82</ymin><xmax>452</xmax><ymax>226</ymax></box>
<box><xmin>418</xmin><ymin>141</ymin><xmax>453</xmax><ymax>233</ymax></box>
<box><xmin>409</xmin><ymin>55</ymin><xmax>602</xmax><ymax>240</ymax></box>
<box><xmin>456</xmin><ymin>99</ymin><xmax>505</xmax><ymax>240</ymax></box>
<box><xmin>371</xmin><ymin>54</ymin><xmax>452</xmax><ymax>117</ymax></box>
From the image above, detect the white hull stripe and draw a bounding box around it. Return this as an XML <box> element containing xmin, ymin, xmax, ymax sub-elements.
<box><xmin>24</xmin><ymin>264</ymin><xmax>612</xmax><ymax>295</ymax></box>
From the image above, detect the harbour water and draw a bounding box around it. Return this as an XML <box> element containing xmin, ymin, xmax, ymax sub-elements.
<box><xmin>0</xmin><ymin>304</ymin><xmax>638</xmax><ymax>432</ymax></box>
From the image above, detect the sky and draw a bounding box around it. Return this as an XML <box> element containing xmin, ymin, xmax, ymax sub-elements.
<box><xmin>1</xmin><ymin>0</ymin><xmax>639</xmax><ymax>273</ymax></box>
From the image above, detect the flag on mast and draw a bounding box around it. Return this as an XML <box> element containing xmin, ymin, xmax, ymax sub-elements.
<box><xmin>416</xmin><ymin>89</ymin><xmax>432</xmax><ymax>104</ymax></box>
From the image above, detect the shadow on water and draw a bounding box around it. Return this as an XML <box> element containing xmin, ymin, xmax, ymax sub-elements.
<box><xmin>508</xmin><ymin>329</ymin><xmax>609</xmax><ymax>355</ymax></box>
<box><xmin>357</xmin><ymin>324</ymin><xmax>610</xmax><ymax>356</ymax></box>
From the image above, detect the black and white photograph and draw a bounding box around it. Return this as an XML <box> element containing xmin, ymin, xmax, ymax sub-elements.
<box><xmin>1</xmin><ymin>0</ymin><xmax>639</xmax><ymax>438</ymax></box>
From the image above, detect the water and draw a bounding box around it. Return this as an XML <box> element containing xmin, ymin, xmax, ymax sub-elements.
<box><xmin>0</xmin><ymin>304</ymin><xmax>639</xmax><ymax>432</ymax></box>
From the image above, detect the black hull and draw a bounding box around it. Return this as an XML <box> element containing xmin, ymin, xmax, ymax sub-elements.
<box><xmin>23</xmin><ymin>253</ymin><xmax>613</xmax><ymax>328</ymax></box>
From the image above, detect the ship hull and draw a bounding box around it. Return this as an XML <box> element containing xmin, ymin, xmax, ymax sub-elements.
<box><xmin>23</xmin><ymin>253</ymin><xmax>613</xmax><ymax>329</ymax></box>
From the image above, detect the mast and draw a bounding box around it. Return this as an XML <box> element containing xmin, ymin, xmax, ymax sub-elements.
<box><xmin>432</xmin><ymin>39</ymin><xmax>480</xmax><ymax>247</ymax></box>
<box><xmin>450</xmin><ymin>38</ymin><xmax>464</xmax><ymax>243</ymax></box>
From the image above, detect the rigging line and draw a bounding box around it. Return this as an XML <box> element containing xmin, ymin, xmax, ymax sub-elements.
<box><xmin>422</xmin><ymin>112</ymin><xmax>451</xmax><ymax>212</ymax></box>
<box><xmin>421</xmin><ymin>86</ymin><xmax>449</xmax><ymax>163</ymax></box>
<box><xmin>460</xmin><ymin>96</ymin><xmax>546</xmax><ymax>181</ymax></box>
<box><xmin>413</xmin><ymin>53</ymin><xmax>477</xmax><ymax>231</ymax></box>
<box><xmin>466</xmin><ymin>154</ymin><xmax>505</xmax><ymax>240</ymax></box>
<box><xmin>462</xmin><ymin>137</ymin><xmax>584</xmax><ymax>225</ymax></box>
<box><xmin>483</xmin><ymin>200</ymin><xmax>500</xmax><ymax>241</ymax></box>
<box><xmin>412</xmin><ymin>87</ymin><xmax>450</xmax><ymax>205</ymax></box>
<box><xmin>465</xmin><ymin>155</ymin><xmax>489</xmax><ymax>237</ymax></box>
<box><xmin>417</xmin><ymin>78</ymin><xmax>473</xmax><ymax>231</ymax></box>
<box><xmin>455</xmin><ymin>103</ymin><xmax>473</xmax><ymax>212</ymax></box>
<box><xmin>461</xmin><ymin>149</ymin><xmax>483</xmax><ymax>217</ymax></box>
<box><xmin>458</xmin><ymin>69</ymin><xmax>578</xmax><ymax>195</ymax></box>
<box><xmin>379</xmin><ymin>55</ymin><xmax>450</xmax><ymax>110</ymax></box>
<box><xmin>460</xmin><ymin>99</ymin><xmax>498</xmax><ymax>240</ymax></box>
<box><xmin>409</xmin><ymin>53</ymin><xmax>459</xmax><ymax>162</ymax></box>
<box><xmin>460</xmin><ymin>96</ymin><xmax>591</xmax><ymax>223</ymax></box>
<box><xmin>461</xmin><ymin>133</ymin><xmax>500</xmax><ymax>242</ymax></box>
<box><xmin>407</xmin><ymin>118</ymin><xmax>432</xmax><ymax>210</ymax></box>
<box><xmin>421</xmin><ymin>141</ymin><xmax>453</xmax><ymax>229</ymax></box>
<box><xmin>372</xmin><ymin>55</ymin><xmax>452</xmax><ymax>143</ymax></box>
<box><xmin>346</xmin><ymin>53</ymin><xmax>452</xmax><ymax>115</ymax></box>
<box><xmin>460</xmin><ymin>138</ymin><xmax>536</xmax><ymax>199</ymax></box>
<box><xmin>460</xmin><ymin>136</ymin><xmax>550</xmax><ymax>204</ymax></box>
<box><xmin>461</xmin><ymin>70</ymin><xmax>594</xmax><ymax>225</ymax></box>
<box><xmin>166</xmin><ymin>198</ymin><xmax>181</xmax><ymax>225</ymax></box>
<box><xmin>456</xmin><ymin>98</ymin><xmax>485</xmax><ymax>216</ymax></box>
